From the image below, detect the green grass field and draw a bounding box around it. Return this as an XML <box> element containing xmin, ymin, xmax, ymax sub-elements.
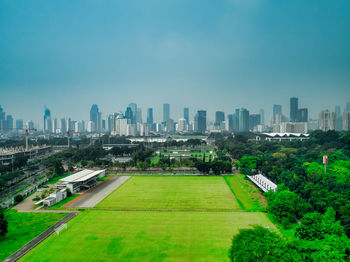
<box><xmin>20</xmin><ymin>175</ymin><xmax>276</xmax><ymax>261</ymax></box>
<box><xmin>0</xmin><ymin>210</ymin><xmax>66</xmax><ymax>261</ymax></box>
<box><xmin>96</xmin><ymin>176</ymin><xmax>239</xmax><ymax>211</ymax></box>
<box><xmin>224</xmin><ymin>175</ymin><xmax>266</xmax><ymax>211</ymax></box>
<box><xmin>21</xmin><ymin>210</ymin><xmax>274</xmax><ymax>262</ymax></box>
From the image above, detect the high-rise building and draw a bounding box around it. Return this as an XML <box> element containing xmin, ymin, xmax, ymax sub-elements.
<box><xmin>297</xmin><ymin>108</ymin><xmax>308</xmax><ymax>122</ymax></box>
<box><xmin>319</xmin><ymin>110</ymin><xmax>335</xmax><ymax>131</ymax></box>
<box><xmin>43</xmin><ymin>107</ymin><xmax>51</xmax><ymax>131</ymax></box>
<box><xmin>184</xmin><ymin>108</ymin><xmax>189</xmax><ymax>124</ymax></box>
<box><xmin>147</xmin><ymin>108</ymin><xmax>153</xmax><ymax>125</ymax></box>
<box><xmin>60</xmin><ymin>118</ymin><xmax>67</xmax><ymax>133</ymax></box>
<box><xmin>343</xmin><ymin>111</ymin><xmax>350</xmax><ymax>131</ymax></box>
<box><xmin>273</xmin><ymin>105</ymin><xmax>282</xmax><ymax>124</ymax></box>
<box><xmin>234</xmin><ymin>109</ymin><xmax>240</xmax><ymax>132</ymax></box>
<box><xmin>239</xmin><ymin>108</ymin><xmax>249</xmax><ymax>132</ymax></box>
<box><xmin>136</xmin><ymin>108</ymin><xmax>142</xmax><ymax>124</ymax></box>
<box><xmin>290</xmin><ymin>97</ymin><xmax>298</xmax><ymax>122</ymax></box>
<box><xmin>90</xmin><ymin>104</ymin><xmax>99</xmax><ymax>132</ymax></box>
<box><xmin>196</xmin><ymin>110</ymin><xmax>207</xmax><ymax>133</ymax></box>
<box><xmin>16</xmin><ymin>119</ymin><xmax>24</xmax><ymax>130</ymax></box>
<box><xmin>227</xmin><ymin>114</ymin><xmax>234</xmax><ymax>132</ymax></box>
<box><xmin>177</xmin><ymin>118</ymin><xmax>187</xmax><ymax>132</ymax></box>
<box><xmin>335</xmin><ymin>106</ymin><xmax>342</xmax><ymax>131</ymax></box>
<box><xmin>129</xmin><ymin>103</ymin><xmax>137</xmax><ymax>124</ymax></box>
<box><xmin>87</xmin><ymin>121</ymin><xmax>96</xmax><ymax>133</ymax></box>
<box><xmin>163</xmin><ymin>104</ymin><xmax>170</xmax><ymax>123</ymax></box>
<box><xmin>346</xmin><ymin>102</ymin><xmax>350</xmax><ymax>112</ymax></box>
<box><xmin>215</xmin><ymin>111</ymin><xmax>225</xmax><ymax>127</ymax></box>
<box><xmin>125</xmin><ymin>107</ymin><xmax>133</xmax><ymax>121</ymax></box>
<box><xmin>6</xmin><ymin>115</ymin><xmax>13</xmax><ymax>130</ymax></box>
<box><xmin>26</xmin><ymin>120</ymin><xmax>34</xmax><ymax>130</ymax></box>
<box><xmin>249</xmin><ymin>114</ymin><xmax>261</xmax><ymax>130</ymax></box>
<box><xmin>259</xmin><ymin>109</ymin><xmax>265</xmax><ymax>125</ymax></box>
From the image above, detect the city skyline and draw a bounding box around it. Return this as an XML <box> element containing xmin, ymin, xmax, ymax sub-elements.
<box><xmin>1</xmin><ymin>99</ymin><xmax>350</xmax><ymax>130</ymax></box>
<box><xmin>1</xmin><ymin>0</ymin><xmax>349</xmax><ymax>124</ymax></box>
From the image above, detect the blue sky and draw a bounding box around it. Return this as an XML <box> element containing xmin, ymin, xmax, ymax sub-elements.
<box><xmin>0</xmin><ymin>0</ymin><xmax>349</xmax><ymax>126</ymax></box>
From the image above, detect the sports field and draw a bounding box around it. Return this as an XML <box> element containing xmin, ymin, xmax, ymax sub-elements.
<box><xmin>96</xmin><ymin>176</ymin><xmax>239</xmax><ymax>211</ymax></box>
<box><xmin>21</xmin><ymin>175</ymin><xmax>276</xmax><ymax>262</ymax></box>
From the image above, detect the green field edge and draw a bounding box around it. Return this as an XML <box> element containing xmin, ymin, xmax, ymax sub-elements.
<box><xmin>223</xmin><ymin>176</ymin><xmax>246</xmax><ymax>210</ymax></box>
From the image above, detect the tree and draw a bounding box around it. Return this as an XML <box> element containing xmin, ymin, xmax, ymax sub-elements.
<box><xmin>236</xmin><ymin>156</ymin><xmax>260</xmax><ymax>175</ymax></box>
<box><xmin>229</xmin><ymin>225</ymin><xmax>300</xmax><ymax>262</ymax></box>
<box><xmin>267</xmin><ymin>188</ymin><xmax>306</xmax><ymax>228</ymax></box>
<box><xmin>14</xmin><ymin>194</ymin><xmax>24</xmax><ymax>204</ymax></box>
<box><xmin>0</xmin><ymin>208</ymin><xmax>8</xmax><ymax>237</ymax></box>
<box><xmin>296</xmin><ymin>208</ymin><xmax>344</xmax><ymax>240</ymax></box>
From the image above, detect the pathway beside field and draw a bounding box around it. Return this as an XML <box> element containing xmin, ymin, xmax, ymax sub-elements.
<box><xmin>67</xmin><ymin>176</ymin><xmax>130</xmax><ymax>208</ymax></box>
<box><xmin>3</xmin><ymin>211</ymin><xmax>79</xmax><ymax>262</ymax></box>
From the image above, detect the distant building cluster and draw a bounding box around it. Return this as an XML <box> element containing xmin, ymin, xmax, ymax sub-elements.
<box><xmin>1</xmin><ymin>99</ymin><xmax>350</xmax><ymax>138</ymax></box>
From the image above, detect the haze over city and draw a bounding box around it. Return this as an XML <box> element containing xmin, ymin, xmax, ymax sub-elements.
<box><xmin>1</xmin><ymin>0</ymin><xmax>350</xmax><ymax>125</ymax></box>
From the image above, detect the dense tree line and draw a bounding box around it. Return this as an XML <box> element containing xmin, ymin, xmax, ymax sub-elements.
<box><xmin>217</xmin><ymin>131</ymin><xmax>350</xmax><ymax>236</ymax></box>
<box><xmin>230</xmin><ymin>208</ymin><xmax>350</xmax><ymax>261</ymax></box>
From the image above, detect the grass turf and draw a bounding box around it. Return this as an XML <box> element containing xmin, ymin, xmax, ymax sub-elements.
<box><xmin>96</xmin><ymin>176</ymin><xmax>239</xmax><ymax>211</ymax></box>
<box><xmin>20</xmin><ymin>210</ymin><xmax>276</xmax><ymax>262</ymax></box>
<box><xmin>0</xmin><ymin>210</ymin><xmax>66</xmax><ymax>261</ymax></box>
<box><xmin>224</xmin><ymin>174</ymin><xmax>267</xmax><ymax>212</ymax></box>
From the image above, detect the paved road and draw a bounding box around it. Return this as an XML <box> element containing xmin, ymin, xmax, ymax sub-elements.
<box><xmin>70</xmin><ymin>176</ymin><xmax>130</xmax><ymax>208</ymax></box>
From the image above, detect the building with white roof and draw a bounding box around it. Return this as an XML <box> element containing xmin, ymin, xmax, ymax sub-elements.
<box><xmin>58</xmin><ymin>169</ymin><xmax>105</xmax><ymax>193</ymax></box>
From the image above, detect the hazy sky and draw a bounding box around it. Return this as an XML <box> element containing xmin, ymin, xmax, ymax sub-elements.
<box><xmin>1</xmin><ymin>0</ymin><xmax>349</xmax><ymax>127</ymax></box>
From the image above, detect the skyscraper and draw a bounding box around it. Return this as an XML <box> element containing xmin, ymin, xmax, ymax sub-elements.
<box><xmin>239</xmin><ymin>108</ymin><xmax>249</xmax><ymax>132</ymax></box>
<box><xmin>90</xmin><ymin>104</ymin><xmax>99</xmax><ymax>131</ymax></box>
<box><xmin>343</xmin><ymin>111</ymin><xmax>350</xmax><ymax>131</ymax></box>
<box><xmin>273</xmin><ymin>104</ymin><xmax>282</xmax><ymax>124</ymax></box>
<box><xmin>346</xmin><ymin>102</ymin><xmax>350</xmax><ymax>112</ymax></box>
<box><xmin>136</xmin><ymin>108</ymin><xmax>142</xmax><ymax>124</ymax></box>
<box><xmin>125</xmin><ymin>107</ymin><xmax>133</xmax><ymax>121</ymax></box>
<box><xmin>16</xmin><ymin>119</ymin><xmax>24</xmax><ymax>130</ymax></box>
<box><xmin>43</xmin><ymin>107</ymin><xmax>51</xmax><ymax>131</ymax></box>
<box><xmin>196</xmin><ymin>110</ymin><xmax>207</xmax><ymax>133</ymax></box>
<box><xmin>290</xmin><ymin>97</ymin><xmax>298</xmax><ymax>122</ymax></box>
<box><xmin>259</xmin><ymin>109</ymin><xmax>265</xmax><ymax>125</ymax></box>
<box><xmin>335</xmin><ymin>105</ymin><xmax>342</xmax><ymax>131</ymax></box>
<box><xmin>249</xmin><ymin>114</ymin><xmax>261</xmax><ymax>130</ymax></box>
<box><xmin>147</xmin><ymin>108</ymin><xmax>153</xmax><ymax>125</ymax></box>
<box><xmin>163</xmin><ymin>104</ymin><xmax>170</xmax><ymax>123</ymax></box>
<box><xmin>227</xmin><ymin>114</ymin><xmax>234</xmax><ymax>132</ymax></box>
<box><xmin>297</xmin><ymin>108</ymin><xmax>308</xmax><ymax>122</ymax></box>
<box><xmin>6</xmin><ymin>115</ymin><xmax>13</xmax><ymax>130</ymax></box>
<box><xmin>129</xmin><ymin>103</ymin><xmax>137</xmax><ymax>124</ymax></box>
<box><xmin>215</xmin><ymin>111</ymin><xmax>225</xmax><ymax>127</ymax></box>
<box><xmin>319</xmin><ymin>110</ymin><xmax>335</xmax><ymax>131</ymax></box>
<box><xmin>184</xmin><ymin>108</ymin><xmax>189</xmax><ymax>124</ymax></box>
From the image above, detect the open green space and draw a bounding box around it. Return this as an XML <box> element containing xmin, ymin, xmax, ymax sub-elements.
<box><xmin>21</xmin><ymin>210</ymin><xmax>275</xmax><ymax>262</ymax></box>
<box><xmin>224</xmin><ymin>174</ymin><xmax>266</xmax><ymax>212</ymax></box>
<box><xmin>0</xmin><ymin>210</ymin><xmax>66</xmax><ymax>261</ymax></box>
<box><xmin>96</xmin><ymin>176</ymin><xmax>239</xmax><ymax>211</ymax></box>
<box><xmin>19</xmin><ymin>176</ymin><xmax>277</xmax><ymax>261</ymax></box>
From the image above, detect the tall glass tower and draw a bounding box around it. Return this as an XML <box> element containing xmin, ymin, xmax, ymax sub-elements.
<box><xmin>163</xmin><ymin>104</ymin><xmax>170</xmax><ymax>123</ymax></box>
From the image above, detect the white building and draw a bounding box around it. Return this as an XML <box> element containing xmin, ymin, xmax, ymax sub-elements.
<box><xmin>320</xmin><ymin>110</ymin><xmax>335</xmax><ymax>131</ymax></box>
<box><xmin>177</xmin><ymin>118</ymin><xmax>187</xmax><ymax>132</ymax></box>
<box><xmin>343</xmin><ymin>111</ymin><xmax>350</xmax><ymax>131</ymax></box>
<box><xmin>87</xmin><ymin>121</ymin><xmax>96</xmax><ymax>133</ymax></box>
<box><xmin>42</xmin><ymin>189</ymin><xmax>67</xmax><ymax>207</ymax></box>
<box><xmin>58</xmin><ymin>169</ymin><xmax>105</xmax><ymax>193</ymax></box>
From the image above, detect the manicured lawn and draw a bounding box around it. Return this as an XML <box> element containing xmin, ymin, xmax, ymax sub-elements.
<box><xmin>224</xmin><ymin>174</ymin><xmax>267</xmax><ymax>211</ymax></box>
<box><xmin>0</xmin><ymin>210</ymin><xmax>66</xmax><ymax>261</ymax></box>
<box><xmin>21</xmin><ymin>210</ymin><xmax>276</xmax><ymax>262</ymax></box>
<box><xmin>96</xmin><ymin>176</ymin><xmax>239</xmax><ymax>211</ymax></box>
